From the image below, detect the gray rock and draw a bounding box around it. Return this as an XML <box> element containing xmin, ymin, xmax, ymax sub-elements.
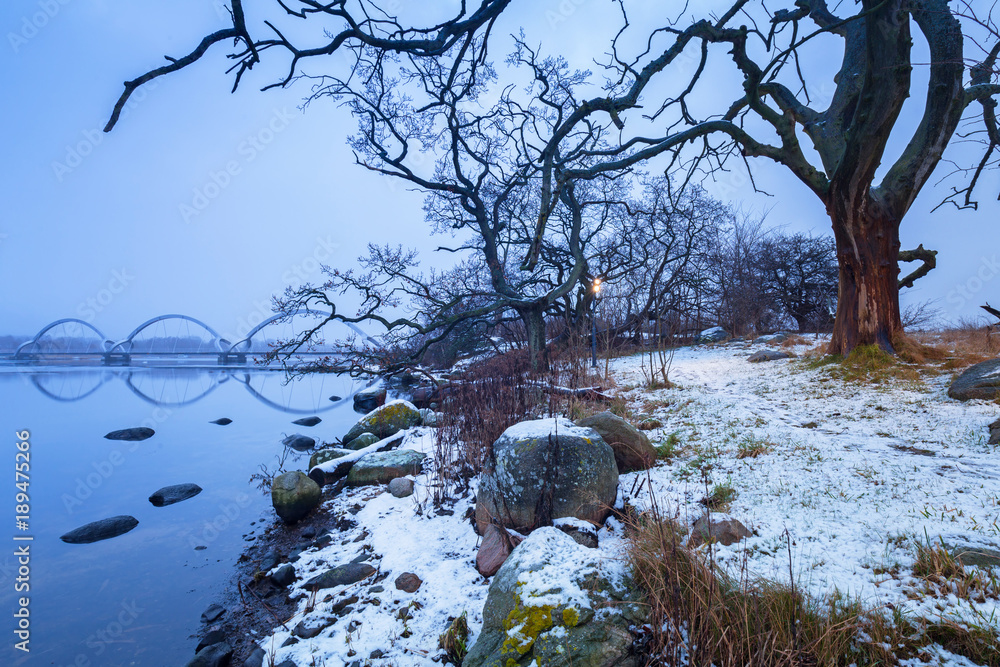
<box><xmin>346</xmin><ymin>449</ymin><xmax>426</xmax><ymax>486</ymax></box>
<box><xmin>748</xmin><ymin>349</ymin><xmax>794</xmax><ymax>363</ymax></box>
<box><xmin>305</xmin><ymin>563</ymin><xmax>376</xmax><ymax>590</ymax></box>
<box><xmin>353</xmin><ymin>384</ymin><xmax>386</xmax><ymax>413</ymax></box>
<box><xmin>948</xmin><ymin>358</ymin><xmax>1000</xmax><ymax>401</ymax></box>
<box><xmin>343</xmin><ymin>400</ymin><xmax>422</xmax><ymax>443</ymax></box>
<box><xmin>185</xmin><ymin>642</ymin><xmax>232</xmax><ymax>667</ymax></box>
<box><xmin>270</xmin><ymin>564</ymin><xmax>296</xmax><ymax>587</ymax></box>
<box><xmin>282</xmin><ymin>434</ymin><xmax>316</xmax><ymax>451</ymax></box>
<box><xmin>554</xmin><ymin>519</ymin><xmax>599</xmax><ymax>548</ymax></box>
<box><xmin>688</xmin><ymin>516</ymin><xmax>752</xmax><ymax>547</ymax></box>
<box><xmin>104</xmin><ymin>427</ymin><xmax>154</xmax><ymax>441</ymax></box>
<box><xmin>697</xmin><ymin>326</ymin><xmax>730</xmax><ymax>344</ymax></box>
<box><xmin>196</xmin><ymin>630</ymin><xmax>227</xmax><ymax>652</ymax></box>
<box><xmin>292</xmin><ymin>416</ymin><xmax>322</xmax><ymax>427</ymax></box>
<box><xmin>388</xmin><ymin>477</ymin><xmax>415</xmax><ymax>498</ymax></box>
<box><xmin>575</xmin><ymin>411</ymin><xmax>655</xmax><ymax>472</ymax></box>
<box><xmin>952</xmin><ymin>545</ymin><xmax>1000</xmax><ymax>569</ymax></box>
<box><xmin>756</xmin><ymin>332</ymin><xmax>791</xmax><ymax>344</ymax></box>
<box><xmin>201</xmin><ymin>604</ymin><xmax>226</xmax><ymax>623</ymax></box>
<box><xmin>419</xmin><ymin>408</ymin><xmax>441</xmax><ymax>427</ymax></box>
<box><xmin>275</xmin><ymin>661</ymin><xmax>298</xmax><ymax>667</ymax></box>
<box><xmin>475</xmin><ymin>418</ymin><xmax>618</xmax><ymax>534</ymax></box>
<box><xmin>343</xmin><ymin>433</ymin><xmax>380</xmax><ymax>451</ymax></box>
<box><xmin>210</xmin><ymin>418</ymin><xmax>232</xmax><ymax>425</ymax></box>
<box><xmin>990</xmin><ymin>418</ymin><xmax>1000</xmax><ymax>446</ymax></box>
<box><xmin>60</xmin><ymin>516</ymin><xmax>139</xmax><ymax>544</ymax></box>
<box><xmin>293</xmin><ymin>619</ymin><xmax>327</xmax><ymax>639</ymax></box>
<box><xmin>244</xmin><ymin>646</ymin><xmax>266</xmax><ymax>667</ymax></box>
<box><xmin>464</xmin><ymin>528</ymin><xmax>645</xmax><ymax>667</ymax></box>
<box><xmin>308</xmin><ymin>448</ymin><xmax>352</xmax><ymax>469</ymax></box>
<box><xmin>271</xmin><ymin>472</ymin><xmax>321</xmax><ymax>523</ymax></box>
<box><xmin>148</xmin><ymin>483</ymin><xmax>202</xmax><ymax>507</ymax></box>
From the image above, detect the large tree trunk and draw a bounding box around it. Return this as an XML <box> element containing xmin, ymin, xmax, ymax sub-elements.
<box><xmin>519</xmin><ymin>306</ymin><xmax>549</xmax><ymax>372</ymax></box>
<box><xmin>828</xmin><ymin>197</ymin><xmax>903</xmax><ymax>355</ymax></box>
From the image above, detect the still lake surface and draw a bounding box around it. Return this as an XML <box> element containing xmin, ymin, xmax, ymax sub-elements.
<box><xmin>0</xmin><ymin>362</ymin><xmax>366</xmax><ymax>666</ymax></box>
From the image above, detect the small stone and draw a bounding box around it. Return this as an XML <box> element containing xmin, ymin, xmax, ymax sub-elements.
<box><xmin>148</xmin><ymin>483</ymin><xmax>202</xmax><ymax>507</ymax></box>
<box><xmin>293</xmin><ymin>620</ymin><xmax>325</xmax><ymax>639</ymax></box>
<box><xmin>329</xmin><ymin>395</ymin><xmax>343</xmax><ymax>402</ymax></box>
<box><xmin>343</xmin><ymin>432</ymin><xmax>380</xmax><ymax>451</ymax></box>
<box><xmin>280</xmin><ymin>636</ymin><xmax>299</xmax><ymax>648</ymax></box>
<box><xmin>104</xmin><ymin>427</ymin><xmax>154</xmax><ymax>441</ymax></box>
<box><xmin>388</xmin><ymin>477</ymin><xmax>415</xmax><ymax>498</ymax></box>
<box><xmin>369</xmin><ymin>586</ymin><xmax>384</xmax><ymax>593</ymax></box>
<box><xmin>244</xmin><ymin>646</ymin><xmax>267</xmax><ymax>667</ymax></box>
<box><xmin>282</xmin><ymin>434</ymin><xmax>316</xmax><ymax>451</ymax></box>
<box><xmin>394</xmin><ymin>572</ymin><xmax>422</xmax><ymax>593</ymax></box>
<box><xmin>688</xmin><ymin>516</ymin><xmax>752</xmax><ymax>548</ymax></box>
<box><xmin>185</xmin><ymin>642</ymin><xmax>232</xmax><ymax>667</ymax></box>
<box><xmin>475</xmin><ymin>525</ymin><xmax>523</xmax><ymax>577</ymax></box>
<box><xmin>292</xmin><ymin>416</ymin><xmax>322</xmax><ymax>427</ymax></box>
<box><xmin>195</xmin><ymin>629</ymin><xmax>227</xmax><ymax>652</ymax></box>
<box><xmin>201</xmin><ymin>604</ymin><xmax>225</xmax><ymax>624</ymax></box>
<box><xmin>209</xmin><ymin>418</ymin><xmax>232</xmax><ymax>425</ymax></box>
<box><xmin>270</xmin><ymin>564</ymin><xmax>296</xmax><ymax>587</ymax></box>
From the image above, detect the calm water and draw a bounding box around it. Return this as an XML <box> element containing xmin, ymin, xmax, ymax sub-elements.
<box><xmin>0</xmin><ymin>363</ymin><xmax>366</xmax><ymax>666</ymax></box>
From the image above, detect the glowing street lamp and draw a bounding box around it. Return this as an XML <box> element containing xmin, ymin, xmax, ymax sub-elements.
<box><xmin>591</xmin><ymin>277</ymin><xmax>602</xmax><ymax>368</ymax></box>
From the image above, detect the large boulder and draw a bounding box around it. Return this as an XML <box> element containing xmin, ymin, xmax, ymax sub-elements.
<box><xmin>271</xmin><ymin>472</ymin><xmax>321</xmax><ymax>523</ymax></box>
<box><xmin>353</xmin><ymin>384</ymin><xmax>387</xmax><ymax>413</ymax></box>
<box><xmin>343</xmin><ymin>399</ymin><xmax>421</xmax><ymax>443</ymax></box>
<box><xmin>345</xmin><ymin>449</ymin><xmax>426</xmax><ymax>486</ymax></box>
<box><xmin>575</xmin><ymin>412</ymin><xmax>655</xmax><ymax>472</ymax></box>
<box><xmin>697</xmin><ymin>326</ymin><xmax>730</xmax><ymax>344</ymax></box>
<box><xmin>475</xmin><ymin>418</ymin><xmax>618</xmax><ymax>534</ymax></box>
<box><xmin>948</xmin><ymin>359</ymin><xmax>1000</xmax><ymax>401</ymax></box>
<box><xmin>464</xmin><ymin>528</ymin><xmax>646</xmax><ymax>667</ymax></box>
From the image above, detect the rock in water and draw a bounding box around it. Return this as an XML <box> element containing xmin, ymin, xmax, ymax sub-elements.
<box><xmin>463</xmin><ymin>528</ymin><xmax>646</xmax><ymax>667</ymax></box>
<box><xmin>343</xmin><ymin>399</ymin><xmax>421</xmax><ymax>443</ymax></box>
<box><xmin>328</xmin><ymin>394</ymin><xmax>343</xmax><ymax>402</ymax></box>
<box><xmin>346</xmin><ymin>449</ymin><xmax>426</xmax><ymax>486</ymax></box>
<box><xmin>282</xmin><ymin>434</ymin><xmax>316</xmax><ymax>451</ymax></box>
<box><xmin>60</xmin><ymin>516</ymin><xmax>139</xmax><ymax>544</ymax></box>
<box><xmin>104</xmin><ymin>427</ymin><xmax>154</xmax><ymax>441</ymax></box>
<box><xmin>292</xmin><ymin>416</ymin><xmax>322</xmax><ymax>427</ymax></box>
<box><xmin>271</xmin><ymin>471</ymin><xmax>321</xmax><ymax>523</ymax></box>
<box><xmin>948</xmin><ymin>359</ymin><xmax>1000</xmax><ymax>401</ymax></box>
<box><xmin>209</xmin><ymin>418</ymin><xmax>232</xmax><ymax>425</ymax></box>
<box><xmin>574</xmin><ymin>411</ymin><xmax>655</xmax><ymax>472</ymax></box>
<box><xmin>353</xmin><ymin>384</ymin><xmax>387</xmax><ymax>413</ymax></box>
<box><xmin>747</xmin><ymin>349</ymin><xmax>794</xmax><ymax>362</ymax></box>
<box><xmin>343</xmin><ymin>432</ymin><xmax>380</xmax><ymax>450</ymax></box>
<box><xmin>149</xmin><ymin>483</ymin><xmax>202</xmax><ymax>507</ymax></box>
<box><xmin>475</xmin><ymin>418</ymin><xmax>618</xmax><ymax>534</ymax></box>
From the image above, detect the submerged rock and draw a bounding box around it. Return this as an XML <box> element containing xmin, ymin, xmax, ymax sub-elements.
<box><xmin>464</xmin><ymin>528</ymin><xmax>646</xmax><ymax>667</ymax></box>
<box><xmin>343</xmin><ymin>399</ymin><xmax>421</xmax><ymax>443</ymax></box>
<box><xmin>574</xmin><ymin>411</ymin><xmax>655</xmax><ymax>472</ymax></box>
<box><xmin>346</xmin><ymin>449</ymin><xmax>426</xmax><ymax>486</ymax></box>
<box><xmin>148</xmin><ymin>483</ymin><xmax>202</xmax><ymax>507</ymax></box>
<box><xmin>60</xmin><ymin>516</ymin><xmax>139</xmax><ymax>544</ymax></box>
<box><xmin>282</xmin><ymin>434</ymin><xmax>316</xmax><ymax>451</ymax></box>
<box><xmin>271</xmin><ymin>471</ymin><xmax>321</xmax><ymax>523</ymax></box>
<box><xmin>209</xmin><ymin>418</ymin><xmax>232</xmax><ymax>426</ymax></box>
<box><xmin>292</xmin><ymin>416</ymin><xmax>322</xmax><ymax>427</ymax></box>
<box><xmin>104</xmin><ymin>427</ymin><xmax>154</xmax><ymax>441</ymax></box>
<box><xmin>475</xmin><ymin>418</ymin><xmax>618</xmax><ymax>534</ymax></box>
<box><xmin>948</xmin><ymin>359</ymin><xmax>1000</xmax><ymax>401</ymax></box>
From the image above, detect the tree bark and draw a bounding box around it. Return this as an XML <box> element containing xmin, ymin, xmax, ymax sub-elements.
<box><xmin>519</xmin><ymin>306</ymin><xmax>549</xmax><ymax>372</ymax></box>
<box><xmin>828</xmin><ymin>195</ymin><xmax>903</xmax><ymax>355</ymax></box>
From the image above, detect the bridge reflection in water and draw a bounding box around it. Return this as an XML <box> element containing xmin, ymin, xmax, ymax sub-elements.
<box><xmin>22</xmin><ymin>366</ymin><xmax>362</xmax><ymax>414</ymax></box>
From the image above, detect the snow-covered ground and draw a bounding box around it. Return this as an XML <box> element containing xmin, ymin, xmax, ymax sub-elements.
<box><xmin>254</xmin><ymin>338</ymin><xmax>1000</xmax><ymax>666</ymax></box>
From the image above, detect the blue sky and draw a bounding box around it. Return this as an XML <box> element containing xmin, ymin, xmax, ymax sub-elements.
<box><xmin>1</xmin><ymin>1</ymin><xmax>997</xmax><ymax>343</ymax></box>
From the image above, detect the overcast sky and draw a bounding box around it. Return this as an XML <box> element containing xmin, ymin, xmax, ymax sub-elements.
<box><xmin>2</xmin><ymin>1</ymin><xmax>997</xmax><ymax>345</ymax></box>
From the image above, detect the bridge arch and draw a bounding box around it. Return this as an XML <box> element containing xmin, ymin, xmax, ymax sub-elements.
<box><xmin>14</xmin><ymin>319</ymin><xmax>111</xmax><ymax>359</ymax></box>
<box><xmin>108</xmin><ymin>314</ymin><xmax>226</xmax><ymax>354</ymax></box>
<box><xmin>224</xmin><ymin>310</ymin><xmax>378</xmax><ymax>355</ymax></box>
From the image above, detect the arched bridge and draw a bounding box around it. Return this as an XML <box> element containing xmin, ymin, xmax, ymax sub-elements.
<box><xmin>11</xmin><ymin>311</ymin><xmax>370</xmax><ymax>365</ymax></box>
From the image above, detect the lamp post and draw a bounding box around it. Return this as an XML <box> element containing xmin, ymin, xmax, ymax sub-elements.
<box><xmin>591</xmin><ymin>277</ymin><xmax>601</xmax><ymax>368</ymax></box>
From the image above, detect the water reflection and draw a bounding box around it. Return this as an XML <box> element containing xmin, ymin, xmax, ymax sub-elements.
<box><xmin>13</xmin><ymin>366</ymin><xmax>362</xmax><ymax>414</ymax></box>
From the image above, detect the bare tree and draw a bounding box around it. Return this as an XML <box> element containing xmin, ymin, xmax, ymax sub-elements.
<box><xmin>759</xmin><ymin>233</ymin><xmax>838</xmax><ymax>333</ymax></box>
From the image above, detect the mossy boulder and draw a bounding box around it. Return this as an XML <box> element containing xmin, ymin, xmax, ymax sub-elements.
<box><xmin>345</xmin><ymin>449</ymin><xmax>426</xmax><ymax>486</ymax></box>
<box><xmin>308</xmin><ymin>447</ymin><xmax>352</xmax><ymax>470</ymax></box>
<box><xmin>463</xmin><ymin>527</ymin><xmax>645</xmax><ymax>667</ymax></box>
<box><xmin>271</xmin><ymin>471</ymin><xmax>321</xmax><ymax>523</ymax></box>
<box><xmin>343</xmin><ymin>432</ymin><xmax>380</xmax><ymax>450</ymax></box>
<box><xmin>343</xmin><ymin>399</ymin><xmax>421</xmax><ymax>443</ymax></box>
<box><xmin>475</xmin><ymin>418</ymin><xmax>618</xmax><ymax>534</ymax></box>
<box><xmin>574</xmin><ymin>412</ymin><xmax>655</xmax><ymax>472</ymax></box>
